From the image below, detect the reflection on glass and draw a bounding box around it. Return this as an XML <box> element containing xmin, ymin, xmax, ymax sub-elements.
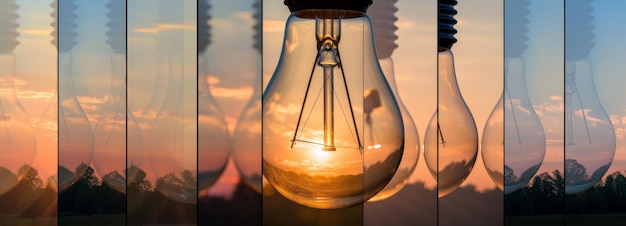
<box><xmin>263</xmin><ymin>5</ymin><xmax>404</xmax><ymax>209</ymax></box>
<box><xmin>367</xmin><ymin>0</ymin><xmax>420</xmax><ymax>202</ymax></box>
<box><xmin>148</xmin><ymin>0</ymin><xmax>197</xmax><ymax>204</ymax></box>
<box><xmin>92</xmin><ymin>0</ymin><xmax>134</xmax><ymax>194</ymax></box>
<box><xmin>197</xmin><ymin>0</ymin><xmax>230</xmax><ymax>193</ymax></box>
<box><xmin>0</xmin><ymin>0</ymin><xmax>37</xmax><ymax>196</ymax></box>
<box><xmin>565</xmin><ymin>0</ymin><xmax>615</xmax><ymax>194</ymax></box>
<box><xmin>232</xmin><ymin>0</ymin><xmax>263</xmax><ymax>194</ymax></box>
<box><xmin>425</xmin><ymin>0</ymin><xmax>478</xmax><ymax>198</ymax></box>
<box><xmin>483</xmin><ymin>0</ymin><xmax>545</xmax><ymax>194</ymax></box>
<box><xmin>58</xmin><ymin>0</ymin><xmax>94</xmax><ymax>193</ymax></box>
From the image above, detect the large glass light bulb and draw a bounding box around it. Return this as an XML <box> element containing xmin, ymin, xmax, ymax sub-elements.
<box><xmin>425</xmin><ymin>0</ymin><xmax>478</xmax><ymax>198</ymax></box>
<box><xmin>58</xmin><ymin>0</ymin><xmax>94</xmax><ymax>192</ymax></box>
<box><xmin>0</xmin><ymin>0</ymin><xmax>37</xmax><ymax>196</ymax></box>
<box><xmin>564</xmin><ymin>0</ymin><xmax>615</xmax><ymax>194</ymax></box>
<box><xmin>367</xmin><ymin>0</ymin><xmax>419</xmax><ymax>202</ymax></box>
<box><xmin>148</xmin><ymin>0</ymin><xmax>196</xmax><ymax>203</ymax></box>
<box><xmin>564</xmin><ymin>59</ymin><xmax>615</xmax><ymax>194</ymax></box>
<box><xmin>263</xmin><ymin>3</ymin><xmax>404</xmax><ymax>209</ymax></box>
<box><xmin>482</xmin><ymin>58</ymin><xmax>545</xmax><ymax>193</ymax></box>
<box><xmin>483</xmin><ymin>0</ymin><xmax>545</xmax><ymax>194</ymax></box>
<box><xmin>232</xmin><ymin>0</ymin><xmax>263</xmax><ymax>193</ymax></box>
<box><xmin>424</xmin><ymin>49</ymin><xmax>478</xmax><ymax>198</ymax></box>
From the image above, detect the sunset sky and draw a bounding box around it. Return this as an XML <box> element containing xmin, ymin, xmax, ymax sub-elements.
<box><xmin>4</xmin><ymin>0</ymin><xmax>625</xmax><ymax>201</ymax></box>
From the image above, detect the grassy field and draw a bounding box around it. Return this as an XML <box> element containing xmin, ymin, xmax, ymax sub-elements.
<box><xmin>506</xmin><ymin>214</ymin><xmax>626</xmax><ymax>226</ymax></box>
<box><xmin>0</xmin><ymin>215</ymin><xmax>198</xmax><ymax>226</ymax></box>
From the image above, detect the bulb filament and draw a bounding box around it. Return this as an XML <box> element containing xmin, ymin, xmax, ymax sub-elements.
<box><xmin>565</xmin><ymin>61</ymin><xmax>592</xmax><ymax>145</ymax></box>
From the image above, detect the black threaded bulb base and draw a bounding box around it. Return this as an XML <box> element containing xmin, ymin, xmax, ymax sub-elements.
<box><xmin>284</xmin><ymin>0</ymin><xmax>373</xmax><ymax>13</ymax></box>
<box><xmin>439</xmin><ymin>0</ymin><xmax>457</xmax><ymax>50</ymax></box>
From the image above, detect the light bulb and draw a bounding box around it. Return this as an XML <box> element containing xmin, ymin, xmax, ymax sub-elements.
<box><xmin>483</xmin><ymin>58</ymin><xmax>546</xmax><ymax>193</ymax></box>
<box><xmin>0</xmin><ymin>0</ymin><xmax>37</xmax><ymax>196</ymax></box>
<box><xmin>232</xmin><ymin>0</ymin><xmax>263</xmax><ymax>193</ymax></box>
<box><xmin>482</xmin><ymin>0</ymin><xmax>545</xmax><ymax>194</ymax></box>
<box><xmin>93</xmin><ymin>0</ymin><xmax>141</xmax><ymax>194</ymax></box>
<box><xmin>197</xmin><ymin>0</ymin><xmax>230</xmax><ymax>192</ymax></box>
<box><xmin>129</xmin><ymin>6</ymin><xmax>170</xmax><ymax>187</ymax></box>
<box><xmin>57</xmin><ymin>0</ymin><xmax>95</xmax><ymax>192</ymax></box>
<box><xmin>149</xmin><ymin>0</ymin><xmax>196</xmax><ymax>203</ymax></box>
<box><xmin>367</xmin><ymin>0</ymin><xmax>420</xmax><ymax>202</ymax></box>
<box><xmin>263</xmin><ymin>1</ymin><xmax>404</xmax><ymax>209</ymax></box>
<box><xmin>564</xmin><ymin>0</ymin><xmax>615</xmax><ymax>194</ymax></box>
<box><xmin>37</xmin><ymin>0</ymin><xmax>59</xmax><ymax>192</ymax></box>
<box><xmin>424</xmin><ymin>0</ymin><xmax>478</xmax><ymax>198</ymax></box>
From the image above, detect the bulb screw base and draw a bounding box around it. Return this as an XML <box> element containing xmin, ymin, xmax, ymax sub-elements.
<box><xmin>438</xmin><ymin>0</ymin><xmax>458</xmax><ymax>50</ymax></box>
<box><xmin>285</xmin><ymin>0</ymin><xmax>373</xmax><ymax>13</ymax></box>
<box><xmin>505</xmin><ymin>0</ymin><xmax>530</xmax><ymax>58</ymax></box>
<box><xmin>369</xmin><ymin>0</ymin><xmax>399</xmax><ymax>59</ymax></box>
<box><xmin>566</xmin><ymin>0</ymin><xmax>594</xmax><ymax>61</ymax></box>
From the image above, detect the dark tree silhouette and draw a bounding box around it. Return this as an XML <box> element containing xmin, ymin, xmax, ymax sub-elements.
<box><xmin>505</xmin><ymin>165</ymin><xmax>517</xmax><ymax>185</ymax></box>
<box><xmin>506</xmin><ymin>168</ymin><xmax>626</xmax><ymax>226</ymax></box>
<box><xmin>0</xmin><ymin>164</ymin><xmax>57</xmax><ymax>219</ymax></box>
<box><xmin>565</xmin><ymin>159</ymin><xmax>588</xmax><ymax>185</ymax></box>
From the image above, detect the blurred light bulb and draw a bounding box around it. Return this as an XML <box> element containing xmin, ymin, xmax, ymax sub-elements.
<box><xmin>564</xmin><ymin>60</ymin><xmax>615</xmax><ymax>194</ymax></box>
<box><xmin>0</xmin><ymin>0</ymin><xmax>37</xmax><ymax>196</ymax></box>
<box><xmin>57</xmin><ymin>0</ymin><xmax>94</xmax><ymax>192</ymax></box>
<box><xmin>482</xmin><ymin>58</ymin><xmax>545</xmax><ymax>193</ymax></box>
<box><xmin>367</xmin><ymin>0</ymin><xmax>420</xmax><ymax>202</ymax></box>
<box><xmin>232</xmin><ymin>0</ymin><xmax>263</xmax><ymax>194</ymax></box>
<box><xmin>197</xmin><ymin>53</ymin><xmax>230</xmax><ymax>193</ymax></box>
<box><xmin>424</xmin><ymin>0</ymin><xmax>478</xmax><ymax>198</ymax></box>
<box><xmin>564</xmin><ymin>0</ymin><xmax>615</xmax><ymax>194</ymax></box>
<box><xmin>148</xmin><ymin>0</ymin><xmax>196</xmax><ymax>203</ymax></box>
<box><xmin>263</xmin><ymin>1</ymin><xmax>404</xmax><ymax>209</ymax></box>
<box><xmin>129</xmin><ymin>7</ymin><xmax>171</xmax><ymax>187</ymax></box>
<box><xmin>92</xmin><ymin>0</ymin><xmax>140</xmax><ymax>194</ymax></box>
<box><xmin>37</xmin><ymin>0</ymin><xmax>59</xmax><ymax>192</ymax></box>
<box><xmin>197</xmin><ymin>0</ymin><xmax>230</xmax><ymax>192</ymax></box>
<box><xmin>482</xmin><ymin>0</ymin><xmax>545</xmax><ymax>194</ymax></box>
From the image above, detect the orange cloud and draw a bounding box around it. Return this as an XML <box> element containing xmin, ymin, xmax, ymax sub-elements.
<box><xmin>263</xmin><ymin>20</ymin><xmax>285</xmax><ymax>33</ymax></box>
<box><xmin>20</xmin><ymin>29</ymin><xmax>53</xmax><ymax>36</ymax></box>
<box><xmin>133</xmin><ymin>23</ymin><xmax>195</xmax><ymax>33</ymax></box>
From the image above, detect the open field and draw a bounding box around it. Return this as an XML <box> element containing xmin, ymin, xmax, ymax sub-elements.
<box><xmin>506</xmin><ymin>214</ymin><xmax>626</xmax><ymax>226</ymax></box>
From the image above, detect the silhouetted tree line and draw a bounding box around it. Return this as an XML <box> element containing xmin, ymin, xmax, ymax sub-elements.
<box><xmin>0</xmin><ymin>165</ymin><xmax>57</xmax><ymax>218</ymax></box>
<box><xmin>58</xmin><ymin>164</ymin><xmax>125</xmax><ymax>216</ymax></box>
<box><xmin>0</xmin><ymin>164</ymin><xmax>263</xmax><ymax>224</ymax></box>
<box><xmin>506</xmin><ymin>168</ymin><xmax>626</xmax><ymax>216</ymax></box>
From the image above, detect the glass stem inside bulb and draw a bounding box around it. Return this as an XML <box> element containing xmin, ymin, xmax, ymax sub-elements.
<box><xmin>504</xmin><ymin>63</ymin><xmax>523</xmax><ymax>144</ymax></box>
<box><xmin>317</xmin><ymin>18</ymin><xmax>340</xmax><ymax>152</ymax></box>
<box><xmin>565</xmin><ymin>61</ymin><xmax>592</xmax><ymax>145</ymax></box>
